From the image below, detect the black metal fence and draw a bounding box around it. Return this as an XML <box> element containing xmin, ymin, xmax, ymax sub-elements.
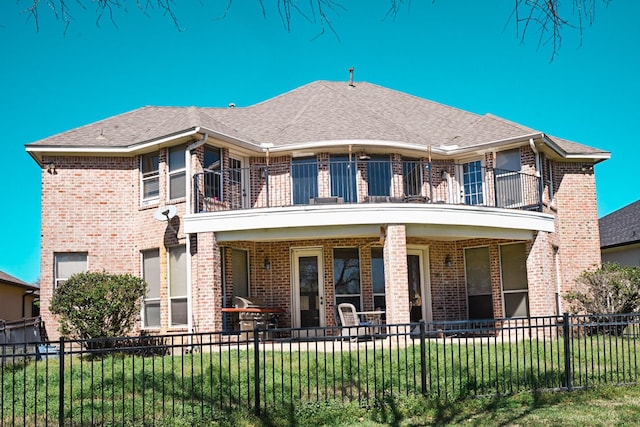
<box><xmin>2</xmin><ymin>313</ymin><xmax>639</xmax><ymax>426</ymax></box>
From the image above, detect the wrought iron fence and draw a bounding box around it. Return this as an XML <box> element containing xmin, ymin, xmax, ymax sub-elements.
<box><xmin>192</xmin><ymin>160</ymin><xmax>543</xmax><ymax>214</ymax></box>
<box><xmin>2</xmin><ymin>313</ymin><xmax>639</xmax><ymax>425</ymax></box>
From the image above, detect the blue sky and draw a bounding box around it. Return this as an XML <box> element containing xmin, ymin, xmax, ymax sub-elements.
<box><xmin>1</xmin><ymin>1</ymin><xmax>638</xmax><ymax>284</ymax></box>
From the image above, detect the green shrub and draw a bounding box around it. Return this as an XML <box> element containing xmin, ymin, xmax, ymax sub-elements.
<box><xmin>50</xmin><ymin>271</ymin><xmax>147</xmax><ymax>348</ymax></box>
<box><xmin>566</xmin><ymin>263</ymin><xmax>640</xmax><ymax>315</ymax></box>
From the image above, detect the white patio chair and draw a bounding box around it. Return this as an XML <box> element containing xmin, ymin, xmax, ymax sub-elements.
<box><xmin>337</xmin><ymin>303</ymin><xmax>372</xmax><ymax>341</ymax></box>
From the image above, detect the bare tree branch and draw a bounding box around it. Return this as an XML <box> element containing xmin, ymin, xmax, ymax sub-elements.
<box><xmin>17</xmin><ymin>0</ymin><xmax>612</xmax><ymax>61</ymax></box>
<box><xmin>514</xmin><ymin>0</ymin><xmax>612</xmax><ymax>62</ymax></box>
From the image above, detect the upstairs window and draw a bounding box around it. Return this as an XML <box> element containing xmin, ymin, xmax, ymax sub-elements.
<box><xmin>141</xmin><ymin>152</ymin><xmax>160</xmax><ymax>204</ymax></box>
<box><xmin>403</xmin><ymin>158</ymin><xmax>422</xmax><ymax>197</ymax></box>
<box><xmin>367</xmin><ymin>155</ymin><xmax>391</xmax><ymax>196</ymax></box>
<box><xmin>54</xmin><ymin>252</ymin><xmax>88</xmax><ymax>288</ymax></box>
<box><xmin>495</xmin><ymin>149</ymin><xmax>522</xmax><ymax>207</ymax></box>
<box><xmin>462</xmin><ymin>160</ymin><xmax>484</xmax><ymax>205</ymax></box>
<box><xmin>168</xmin><ymin>145</ymin><xmax>186</xmax><ymax>200</ymax></box>
<box><xmin>330</xmin><ymin>155</ymin><xmax>357</xmax><ymax>203</ymax></box>
<box><xmin>291</xmin><ymin>157</ymin><xmax>318</xmax><ymax>205</ymax></box>
<box><xmin>204</xmin><ymin>146</ymin><xmax>222</xmax><ymax>200</ymax></box>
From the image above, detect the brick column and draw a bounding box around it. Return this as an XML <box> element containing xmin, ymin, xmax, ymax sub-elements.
<box><xmin>383</xmin><ymin>224</ymin><xmax>410</xmax><ymax>324</ymax></box>
<box><xmin>191</xmin><ymin>232</ymin><xmax>223</xmax><ymax>333</ymax></box>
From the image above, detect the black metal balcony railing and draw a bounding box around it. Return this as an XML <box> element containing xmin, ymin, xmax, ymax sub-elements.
<box><xmin>193</xmin><ymin>160</ymin><xmax>542</xmax><ymax>214</ymax></box>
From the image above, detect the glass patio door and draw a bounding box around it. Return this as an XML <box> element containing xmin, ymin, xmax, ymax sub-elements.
<box><xmin>407</xmin><ymin>248</ymin><xmax>432</xmax><ymax>323</ymax></box>
<box><xmin>292</xmin><ymin>248</ymin><xmax>325</xmax><ymax>335</ymax></box>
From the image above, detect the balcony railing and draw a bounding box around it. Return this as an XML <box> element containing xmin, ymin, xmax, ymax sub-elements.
<box><xmin>193</xmin><ymin>160</ymin><xmax>542</xmax><ymax>214</ymax></box>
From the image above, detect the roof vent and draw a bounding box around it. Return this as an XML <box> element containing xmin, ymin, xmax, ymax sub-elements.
<box><xmin>228</xmin><ymin>103</ymin><xmax>236</xmax><ymax>108</ymax></box>
<box><xmin>348</xmin><ymin>67</ymin><xmax>355</xmax><ymax>87</ymax></box>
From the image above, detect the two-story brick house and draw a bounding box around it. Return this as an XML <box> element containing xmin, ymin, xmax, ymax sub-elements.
<box><xmin>26</xmin><ymin>80</ymin><xmax>609</xmax><ymax>339</ymax></box>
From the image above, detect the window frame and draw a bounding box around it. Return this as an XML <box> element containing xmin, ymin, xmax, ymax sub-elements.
<box><xmin>464</xmin><ymin>245</ymin><xmax>493</xmax><ymax>320</ymax></box>
<box><xmin>291</xmin><ymin>156</ymin><xmax>318</xmax><ymax>205</ymax></box>
<box><xmin>203</xmin><ymin>145</ymin><xmax>222</xmax><ymax>201</ymax></box>
<box><xmin>329</xmin><ymin>155</ymin><xmax>357</xmax><ymax>203</ymax></box>
<box><xmin>141</xmin><ymin>248</ymin><xmax>161</xmax><ymax>329</ymax></box>
<box><xmin>402</xmin><ymin>158</ymin><xmax>423</xmax><ymax>197</ymax></box>
<box><xmin>495</xmin><ymin>148</ymin><xmax>523</xmax><ymax>208</ymax></box>
<box><xmin>499</xmin><ymin>242</ymin><xmax>530</xmax><ymax>318</ymax></box>
<box><xmin>333</xmin><ymin>247</ymin><xmax>362</xmax><ymax>311</ymax></box>
<box><xmin>141</xmin><ymin>151</ymin><xmax>160</xmax><ymax>205</ymax></box>
<box><xmin>168</xmin><ymin>245</ymin><xmax>188</xmax><ymax>327</ymax></box>
<box><xmin>458</xmin><ymin>157</ymin><xmax>485</xmax><ymax>206</ymax></box>
<box><xmin>167</xmin><ymin>145</ymin><xmax>187</xmax><ymax>200</ymax></box>
<box><xmin>370</xmin><ymin>247</ymin><xmax>386</xmax><ymax>311</ymax></box>
<box><xmin>366</xmin><ymin>155</ymin><xmax>392</xmax><ymax>197</ymax></box>
<box><xmin>54</xmin><ymin>252</ymin><xmax>88</xmax><ymax>289</ymax></box>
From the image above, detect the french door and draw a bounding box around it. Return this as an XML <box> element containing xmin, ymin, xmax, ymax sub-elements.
<box><xmin>291</xmin><ymin>248</ymin><xmax>325</xmax><ymax>335</ymax></box>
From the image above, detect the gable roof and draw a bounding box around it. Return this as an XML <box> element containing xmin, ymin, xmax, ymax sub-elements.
<box><xmin>600</xmin><ymin>200</ymin><xmax>640</xmax><ymax>249</ymax></box>
<box><xmin>0</xmin><ymin>270</ymin><xmax>38</xmax><ymax>291</ymax></box>
<box><xmin>26</xmin><ymin>80</ymin><xmax>609</xmax><ymax>160</ymax></box>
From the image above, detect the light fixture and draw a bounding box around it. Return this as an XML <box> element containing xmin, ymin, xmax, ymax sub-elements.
<box><xmin>445</xmin><ymin>255</ymin><xmax>452</xmax><ymax>268</ymax></box>
<box><xmin>264</xmin><ymin>258</ymin><xmax>271</xmax><ymax>270</ymax></box>
<box><xmin>45</xmin><ymin>161</ymin><xmax>57</xmax><ymax>174</ymax></box>
<box><xmin>441</xmin><ymin>169</ymin><xmax>449</xmax><ymax>180</ymax></box>
<box><xmin>581</xmin><ymin>164</ymin><xmax>594</xmax><ymax>173</ymax></box>
<box><xmin>359</xmin><ymin>153</ymin><xmax>371</xmax><ymax>161</ymax></box>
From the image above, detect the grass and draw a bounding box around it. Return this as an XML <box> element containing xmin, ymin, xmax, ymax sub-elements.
<box><xmin>2</xmin><ymin>332</ymin><xmax>640</xmax><ymax>425</ymax></box>
<box><xmin>241</xmin><ymin>385</ymin><xmax>640</xmax><ymax>426</ymax></box>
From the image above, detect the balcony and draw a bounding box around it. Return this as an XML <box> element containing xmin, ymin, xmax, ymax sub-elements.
<box><xmin>192</xmin><ymin>159</ymin><xmax>543</xmax><ymax>215</ymax></box>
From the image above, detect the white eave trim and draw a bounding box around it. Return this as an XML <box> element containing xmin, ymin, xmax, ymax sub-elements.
<box><xmin>542</xmin><ymin>135</ymin><xmax>611</xmax><ymax>162</ymax></box>
<box><xmin>25</xmin><ymin>126</ymin><xmax>264</xmax><ymax>164</ymax></box>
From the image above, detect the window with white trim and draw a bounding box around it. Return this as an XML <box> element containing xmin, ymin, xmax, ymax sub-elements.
<box><xmin>402</xmin><ymin>158</ymin><xmax>422</xmax><ymax>197</ymax></box>
<box><xmin>204</xmin><ymin>146</ymin><xmax>222</xmax><ymax>200</ymax></box>
<box><xmin>464</xmin><ymin>246</ymin><xmax>493</xmax><ymax>319</ymax></box>
<box><xmin>141</xmin><ymin>152</ymin><xmax>160</xmax><ymax>204</ymax></box>
<box><xmin>168</xmin><ymin>145</ymin><xmax>186</xmax><ymax>200</ymax></box>
<box><xmin>367</xmin><ymin>155</ymin><xmax>391</xmax><ymax>196</ymax></box>
<box><xmin>334</xmin><ymin>247</ymin><xmax>362</xmax><ymax>310</ymax></box>
<box><xmin>142</xmin><ymin>249</ymin><xmax>160</xmax><ymax>328</ymax></box>
<box><xmin>462</xmin><ymin>160</ymin><xmax>484</xmax><ymax>205</ymax></box>
<box><xmin>169</xmin><ymin>245</ymin><xmax>188</xmax><ymax>326</ymax></box>
<box><xmin>54</xmin><ymin>252</ymin><xmax>88</xmax><ymax>288</ymax></box>
<box><xmin>495</xmin><ymin>148</ymin><xmax>522</xmax><ymax>207</ymax></box>
<box><xmin>371</xmin><ymin>247</ymin><xmax>386</xmax><ymax>310</ymax></box>
<box><xmin>500</xmin><ymin>243</ymin><xmax>529</xmax><ymax>317</ymax></box>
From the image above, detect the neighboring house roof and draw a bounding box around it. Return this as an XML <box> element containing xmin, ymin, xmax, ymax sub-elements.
<box><xmin>25</xmin><ymin>80</ymin><xmax>609</xmax><ymax>160</ymax></box>
<box><xmin>0</xmin><ymin>270</ymin><xmax>39</xmax><ymax>291</ymax></box>
<box><xmin>600</xmin><ymin>200</ymin><xmax>640</xmax><ymax>249</ymax></box>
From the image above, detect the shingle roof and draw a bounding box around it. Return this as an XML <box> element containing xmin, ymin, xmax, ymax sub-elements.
<box><xmin>26</xmin><ymin>80</ymin><xmax>609</xmax><ymax>158</ymax></box>
<box><xmin>0</xmin><ymin>270</ymin><xmax>38</xmax><ymax>290</ymax></box>
<box><xmin>599</xmin><ymin>200</ymin><xmax>640</xmax><ymax>248</ymax></box>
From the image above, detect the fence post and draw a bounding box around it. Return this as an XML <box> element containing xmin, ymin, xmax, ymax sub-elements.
<box><xmin>419</xmin><ymin>321</ymin><xmax>427</xmax><ymax>396</ymax></box>
<box><xmin>562</xmin><ymin>313</ymin><xmax>572</xmax><ymax>391</ymax></box>
<box><xmin>58</xmin><ymin>337</ymin><xmax>65</xmax><ymax>427</ymax></box>
<box><xmin>253</xmin><ymin>327</ymin><xmax>261</xmax><ymax>416</ymax></box>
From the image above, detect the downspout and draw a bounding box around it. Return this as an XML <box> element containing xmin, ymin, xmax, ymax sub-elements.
<box><xmin>22</xmin><ymin>290</ymin><xmax>35</xmax><ymax>318</ymax></box>
<box><xmin>529</xmin><ymin>138</ymin><xmax>544</xmax><ymax>211</ymax></box>
<box><xmin>185</xmin><ymin>129</ymin><xmax>208</xmax><ymax>335</ymax></box>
